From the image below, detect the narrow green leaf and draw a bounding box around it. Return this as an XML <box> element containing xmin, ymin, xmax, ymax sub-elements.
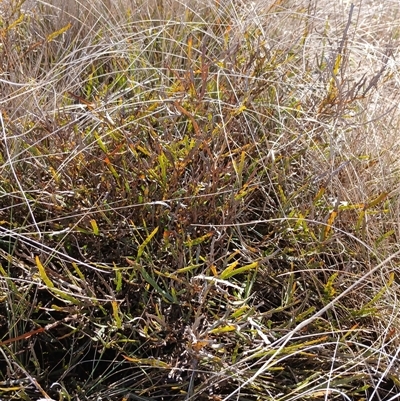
<box><xmin>139</xmin><ymin>266</ymin><xmax>174</xmax><ymax>303</ymax></box>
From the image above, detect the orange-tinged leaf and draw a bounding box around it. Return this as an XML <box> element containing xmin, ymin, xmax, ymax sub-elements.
<box><xmin>104</xmin><ymin>158</ymin><xmax>119</xmax><ymax>180</ymax></box>
<box><xmin>187</xmin><ymin>35</ymin><xmax>193</xmax><ymax>60</ymax></box>
<box><xmin>192</xmin><ymin>339</ymin><xmax>210</xmax><ymax>352</ymax></box>
<box><xmin>327</xmin><ymin>210</ymin><xmax>338</xmax><ymax>226</ymax></box>
<box><xmin>163</xmin><ymin>230</ymin><xmax>171</xmax><ymax>246</ymax></box>
<box><xmin>173</xmin><ymin>102</ymin><xmax>201</xmax><ymax>136</ymax></box>
<box><xmin>324</xmin><ymin>210</ymin><xmax>338</xmax><ymax>238</ymax></box>
<box><xmin>67</xmin><ymin>91</ymin><xmax>95</xmax><ymax>110</ymax></box>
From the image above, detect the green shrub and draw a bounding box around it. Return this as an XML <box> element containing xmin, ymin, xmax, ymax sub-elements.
<box><xmin>0</xmin><ymin>1</ymin><xmax>399</xmax><ymax>400</ymax></box>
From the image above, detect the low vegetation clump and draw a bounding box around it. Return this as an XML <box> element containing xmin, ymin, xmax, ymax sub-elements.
<box><xmin>0</xmin><ymin>0</ymin><xmax>400</xmax><ymax>400</ymax></box>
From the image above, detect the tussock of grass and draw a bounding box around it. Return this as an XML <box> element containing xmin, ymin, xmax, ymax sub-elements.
<box><xmin>0</xmin><ymin>0</ymin><xmax>400</xmax><ymax>400</ymax></box>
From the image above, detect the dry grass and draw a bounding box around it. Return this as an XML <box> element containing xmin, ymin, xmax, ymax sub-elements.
<box><xmin>0</xmin><ymin>0</ymin><xmax>400</xmax><ymax>400</ymax></box>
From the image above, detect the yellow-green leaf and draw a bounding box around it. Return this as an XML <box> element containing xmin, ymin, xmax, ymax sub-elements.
<box><xmin>90</xmin><ymin>219</ymin><xmax>99</xmax><ymax>236</ymax></box>
<box><xmin>122</xmin><ymin>354</ymin><xmax>169</xmax><ymax>368</ymax></box>
<box><xmin>111</xmin><ymin>300</ymin><xmax>122</xmax><ymax>329</ymax></box>
<box><xmin>323</xmin><ymin>272</ymin><xmax>338</xmax><ymax>300</ymax></box>
<box><xmin>365</xmin><ymin>192</ymin><xmax>388</xmax><ymax>209</ymax></box>
<box><xmin>184</xmin><ymin>232</ymin><xmax>213</xmax><ymax>247</ymax></box>
<box><xmin>220</xmin><ymin>261</ymin><xmax>258</xmax><ymax>280</ymax></box>
<box><xmin>137</xmin><ymin>226</ymin><xmax>159</xmax><ymax>260</ymax></box>
<box><xmin>36</xmin><ymin>256</ymin><xmax>54</xmax><ymax>288</ymax></box>
<box><xmin>209</xmin><ymin>325</ymin><xmax>237</xmax><ymax>334</ymax></box>
<box><xmin>47</xmin><ymin>22</ymin><xmax>72</xmax><ymax>42</ymax></box>
<box><xmin>114</xmin><ymin>263</ymin><xmax>122</xmax><ymax>292</ymax></box>
<box><xmin>36</xmin><ymin>257</ymin><xmax>79</xmax><ymax>304</ymax></box>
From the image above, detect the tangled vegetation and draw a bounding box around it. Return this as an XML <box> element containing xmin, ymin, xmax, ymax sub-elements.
<box><xmin>0</xmin><ymin>0</ymin><xmax>400</xmax><ymax>400</ymax></box>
